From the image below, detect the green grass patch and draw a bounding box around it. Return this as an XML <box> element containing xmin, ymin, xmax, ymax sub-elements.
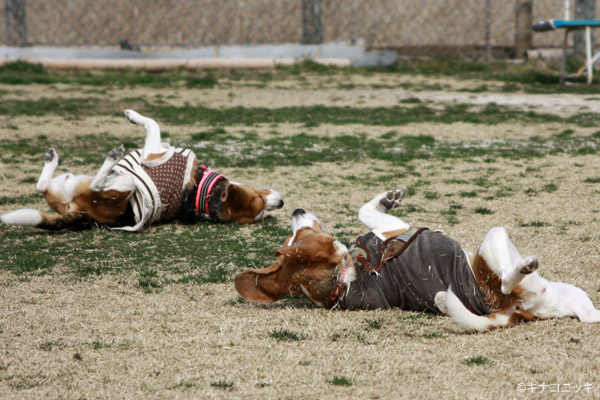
<box><xmin>39</xmin><ymin>340</ymin><xmax>66</xmax><ymax>351</ymax></box>
<box><xmin>0</xmin><ymin>194</ymin><xmax>40</xmax><ymax>206</ymax></box>
<box><xmin>424</xmin><ymin>191</ymin><xmax>439</xmax><ymax>200</ymax></box>
<box><xmin>210</xmin><ymin>380</ymin><xmax>234</xmax><ymax>391</ymax></box>
<box><xmin>464</xmin><ymin>356</ymin><xmax>493</xmax><ymax>366</ymax></box>
<box><xmin>422</xmin><ymin>332</ymin><xmax>445</xmax><ymax>339</ymax></box>
<box><xmin>3</xmin><ymin>59</ymin><xmax>599</xmax><ymax>94</ymax></box>
<box><xmin>474</xmin><ymin>207</ymin><xmax>493</xmax><ymax>215</ymax></box>
<box><xmin>0</xmin><ymin>218</ymin><xmax>286</xmax><ymax>281</ymax></box>
<box><xmin>268</xmin><ymin>328</ymin><xmax>306</xmax><ymax>342</ymax></box>
<box><xmin>459</xmin><ymin>191</ymin><xmax>478</xmax><ymax>198</ymax></box>
<box><xmin>0</xmin><ymin>98</ymin><xmax>580</xmax><ymax>128</ymax></box>
<box><xmin>519</xmin><ymin>221</ymin><xmax>550</xmax><ymax>228</ymax></box>
<box><xmin>398</xmin><ymin>313</ymin><xmax>435</xmax><ymax>326</ymax></box>
<box><xmin>148</xmin><ymin>103</ymin><xmax>596</xmax><ymax>128</ymax></box>
<box><xmin>11</xmin><ymin>252</ymin><xmax>57</xmax><ymax>275</ymax></box>
<box><xmin>0</xmin><ymin>61</ymin><xmax>218</xmax><ymax>88</ymax></box>
<box><xmin>365</xmin><ymin>317</ymin><xmax>385</xmax><ymax>331</ymax></box>
<box><xmin>181</xmin><ymin>129</ymin><xmax>600</xmax><ymax>168</ymax></box>
<box><xmin>326</xmin><ymin>376</ymin><xmax>353</xmax><ymax>387</ymax></box>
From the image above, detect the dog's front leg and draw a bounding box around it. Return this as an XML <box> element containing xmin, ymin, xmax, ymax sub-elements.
<box><xmin>90</xmin><ymin>145</ymin><xmax>130</xmax><ymax>192</ymax></box>
<box><xmin>36</xmin><ymin>148</ymin><xmax>59</xmax><ymax>193</ymax></box>
<box><xmin>358</xmin><ymin>189</ymin><xmax>410</xmax><ymax>234</ymax></box>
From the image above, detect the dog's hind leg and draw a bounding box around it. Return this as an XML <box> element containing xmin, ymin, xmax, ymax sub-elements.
<box><xmin>443</xmin><ymin>287</ymin><xmax>536</xmax><ymax>332</ymax></box>
<box><xmin>477</xmin><ymin>227</ymin><xmax>538</xmax><ymax>295</ymax></box>
<box><xmin>36</xmin><ymin>148</ymin><xmax>59</xmax><ymax>194</ymax></box>
<box><xmin>358</xmin><ymin>189</ymin><xmax>410</xmax><ymax>234</ymax></box>
<box><xmin>124</xmin><ymin>109</ymin><xmax>166</xmax><ymax>159</ymax></box>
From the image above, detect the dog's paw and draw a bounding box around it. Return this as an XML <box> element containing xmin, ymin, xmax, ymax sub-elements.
<box><xmin>518</xmin><ymin>256</ymin><xmax>539</xmax><ymax>275</ymax></box>
<box><xmin>44</xmin><ymin>147</ymin><xmax>58</xmax><ymax>164</ymax></box>
<box><xmin>124</xmin><ymin>109</ymin><xmax>142</xmax><ymax>125</ymax></box>
<box><xmin>379</xmin><ymin>189</ymin><xmax>403</xmax><ymax>210</ymax></box>
<box><xmin>108</xmin><ymin>144</ymin><xmax>125</xmax><ymax>161</ymax></box>
<box><xmin>434</xmin><ymin>291</ymin><xmax>448</xmax><ymax>315</ymax></box>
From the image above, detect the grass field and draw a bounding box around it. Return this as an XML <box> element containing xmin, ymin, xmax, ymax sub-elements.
<box><xmin>1</xmin><ymin>60</ymin><xmax>600</xmax><ymax>399</ymax></box>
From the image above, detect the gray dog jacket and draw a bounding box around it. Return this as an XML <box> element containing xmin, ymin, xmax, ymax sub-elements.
<box><xmin>340</xmin><ymin>230</ymin><xmax>490</xmax><ymax>315</ymax></box>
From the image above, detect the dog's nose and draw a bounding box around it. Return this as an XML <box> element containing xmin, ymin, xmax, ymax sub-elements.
<box><xmin>276</xmin><ymin>199</ymin><xmax>284</xmax><ymax>209</ymax></box>
<box><xmin>292</xmin><ymin>208</ymin><xmax>305</xmax><ymax>217</ymax></box>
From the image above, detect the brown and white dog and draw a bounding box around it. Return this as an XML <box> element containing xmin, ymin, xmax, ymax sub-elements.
<box><xmin>235</xmin><ymin>190</ymin><xmax>600</xmax><ymax>332</ymax></box>
<box><xmin>1</xmin><ymin>110</ymin><xmax>283</xmax><ymax>231</ymax></box>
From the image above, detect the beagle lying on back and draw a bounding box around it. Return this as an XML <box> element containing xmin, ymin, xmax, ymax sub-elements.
<box><xmin>235</xmin><ymin>190</ymin><xmax>600</xmax><ymax>332</ymax></box>
<box><xmin>1</xmin><ymin>110</ymin><xmax>283</xmax><ymax>231</ymax></box>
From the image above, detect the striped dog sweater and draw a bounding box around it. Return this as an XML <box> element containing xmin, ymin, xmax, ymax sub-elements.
<box><xmin>112</xmin><ymin>145</ymin><xmax>196</xmax><ymax>231</ymax></box>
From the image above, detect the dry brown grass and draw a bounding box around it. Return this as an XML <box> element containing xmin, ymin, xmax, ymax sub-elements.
<box><xmin>1</xmin><ymin>73</ymin><xmax>600</xmax><ymax>399</ymax></box>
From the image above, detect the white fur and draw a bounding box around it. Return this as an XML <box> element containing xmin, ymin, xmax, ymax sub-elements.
<box><xmin>291</xmin><ymin>210</ymin><xmax>320</xmax><ymax>233</ymax></box>
<box><xmin>90</xmin><ymin>149</ymin><xmax>124</xmax><ymax>191</ymax></box>
<box><xmin>47</xmin><ymin>173</ymin><xmax>94</xmax><ymax>202</ymax></box>
<box><xmin>444</xmin><ymin>287</ymin><xmax>510</xmax><ymax>333</ymax></box>
<box><xmin>438</xmin><ymin>227</ymin><xmax>600</xmax><ymax>331</ymax></box>
<box><xmin>254</xmin><ymin>210</ymin><xmax>265</xmax><ymax>222</ymax></box>
<box><xmin>300</xmin><ymin>284</ymin><xmax>323</xmax><ymax>308</ymax></box>
<box><xmin>477</xmin><ymin>227</ymin><xmax>534</xmax><ymax>294</ymax></box>
<box><xmin>519</xmin><ymin>276</ymin><xmax>600</xmax><ymax>322</ymax></box>
<box><xmin>357</xmin><ymin>190</ymin><xmax>600</xmax><ymax>332</ymax></box>
<box><xmin>358</xmin><ymin>189</ymin><xmax>410</xmax><ymax>233</ymax></box>
<box><xmin>334</xmin><ymin>241</ymin><xmax>356</xmax><ymax>284</ymax></box>
<box><xmin>265</xmin><ymin>190</ymin><xmax>283</xmax><ymax>210</ymax></box>
<box><xmin>124</xmin><ymin>109</ymin><xmax>167</xmax><ymax>159</ymax></box>
<box><xmin>36</xmin><ymin>149</ymin><xmax>59</xmax><ymax>193</ymax></box>
<box><xmin>1</xmin><ymin>209</ymin><xmax>43</xmax><ymax>226</ymax></box>
<box><xmin>434</xmin><ymin>291</ymin><xmax>448</xmax><ymax>314</ymax></box>
<box><xmin>288</xmin><ymin>209</ymin><xmax>321</xmax><ymax>245</ymax></box>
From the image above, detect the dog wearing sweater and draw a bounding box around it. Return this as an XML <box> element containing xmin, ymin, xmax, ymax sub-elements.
<box><xmin>1</xmin><ymin>110</ymin><xmax>283</xmax><ymax>231</ymax></box>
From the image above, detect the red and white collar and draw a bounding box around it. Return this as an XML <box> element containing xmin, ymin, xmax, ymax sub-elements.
<box><xmin>195</xmin><ymin>165</ymin><xmax>224</xmax><ymax>217</ymax></box>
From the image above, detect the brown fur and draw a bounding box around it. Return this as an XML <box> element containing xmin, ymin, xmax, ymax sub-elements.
<box><xmin>470</xmin><ymin>252</ymin><xmax>523</xmax><ymax>312</ymax></box>
<box><xmin>467</xmin><ymin>252</ymin><xmax>538</xmax><ymax>330</ymax></box>
<box><xmin>41</xmin><ymin>180</ymin><xmax>134</xmax><ymax>228</ymax></box>
<box><xmin>236</xmin><ymin>223</ymin><xmax>536</xmax><ymax>329</ymax></box>
<box><xmin>24</xmin><ymin>154</ymin><xmax>281</xmax><ymax>230</ymax></box>
<box><xmin>143</xmin><ymin>152</ymin><xmax>167</xmax><ymax>162</ymax></box>
<box><xmin>220</xmin><ymin>185</ymin><xmax>271</xmax><ymax>224</ymax></box>
<box><xmin>381</xmin><ymin>228</ymin><xmax>410</xmax><ymax>239</ymax></box>
<box><xmin>235</xmin><ymin>227</ymin><xmax>342</xmax><ymax>306</ymax></box>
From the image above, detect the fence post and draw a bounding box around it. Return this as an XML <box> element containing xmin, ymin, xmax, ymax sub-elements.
<box><xmin>5</xmin><ymin>0</ymin><xmax>27</xmax><ymax>46</ymax></box>
<box><xmin>574</xmin><ymin>0</ymin><xmax>596</xmax><ymax>58</ymax></box>
<box><xmin>301</xmin><ymin>0</ymin><xmax>323</xmax><ymax>44</ymax></box>
<box><xmin>514</xmin><ymin>0</ymin><xmax>533</xmax><ymax>59</ymax></box>
<box><xmin>485</xmin><ymin>0</ymin><xmax>492</xmax><ymax>61</ymax></box>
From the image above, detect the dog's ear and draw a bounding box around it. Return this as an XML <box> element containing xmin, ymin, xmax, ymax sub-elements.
<box><xmin>220</xmin><ymin>183</ymin><xmax>232</xmax><ymax>202</ymax></box>
<box><xmin>274</xmin><ymin>233</ymin><xmax>335</xmax><ymax>262</ymax></box>
<box><xmin>234</xmin><ymin>258</ymin><xmax>288</xmax><ymax>303</ymax></box>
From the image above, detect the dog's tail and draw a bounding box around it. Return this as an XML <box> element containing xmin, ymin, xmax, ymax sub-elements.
<box><xmin>1</xmin><ymin>209</ymin><xmax>87</xmax><ymax>230</ymax></box>
<box><xmin>1</xmin><ymin>209</ymin><xmax>43</xmax><ymax>226</ymax></box>
<box><xmin>445</xmin><ymin>286</ymin><xmax>511</xmax><ymax>333</ymax></box>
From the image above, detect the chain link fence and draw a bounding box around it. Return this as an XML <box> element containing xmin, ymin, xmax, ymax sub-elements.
<box><xmin>1</xmin><ymin>0</ymin><xmax>598</xmax><ymax>61</ymax></box>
